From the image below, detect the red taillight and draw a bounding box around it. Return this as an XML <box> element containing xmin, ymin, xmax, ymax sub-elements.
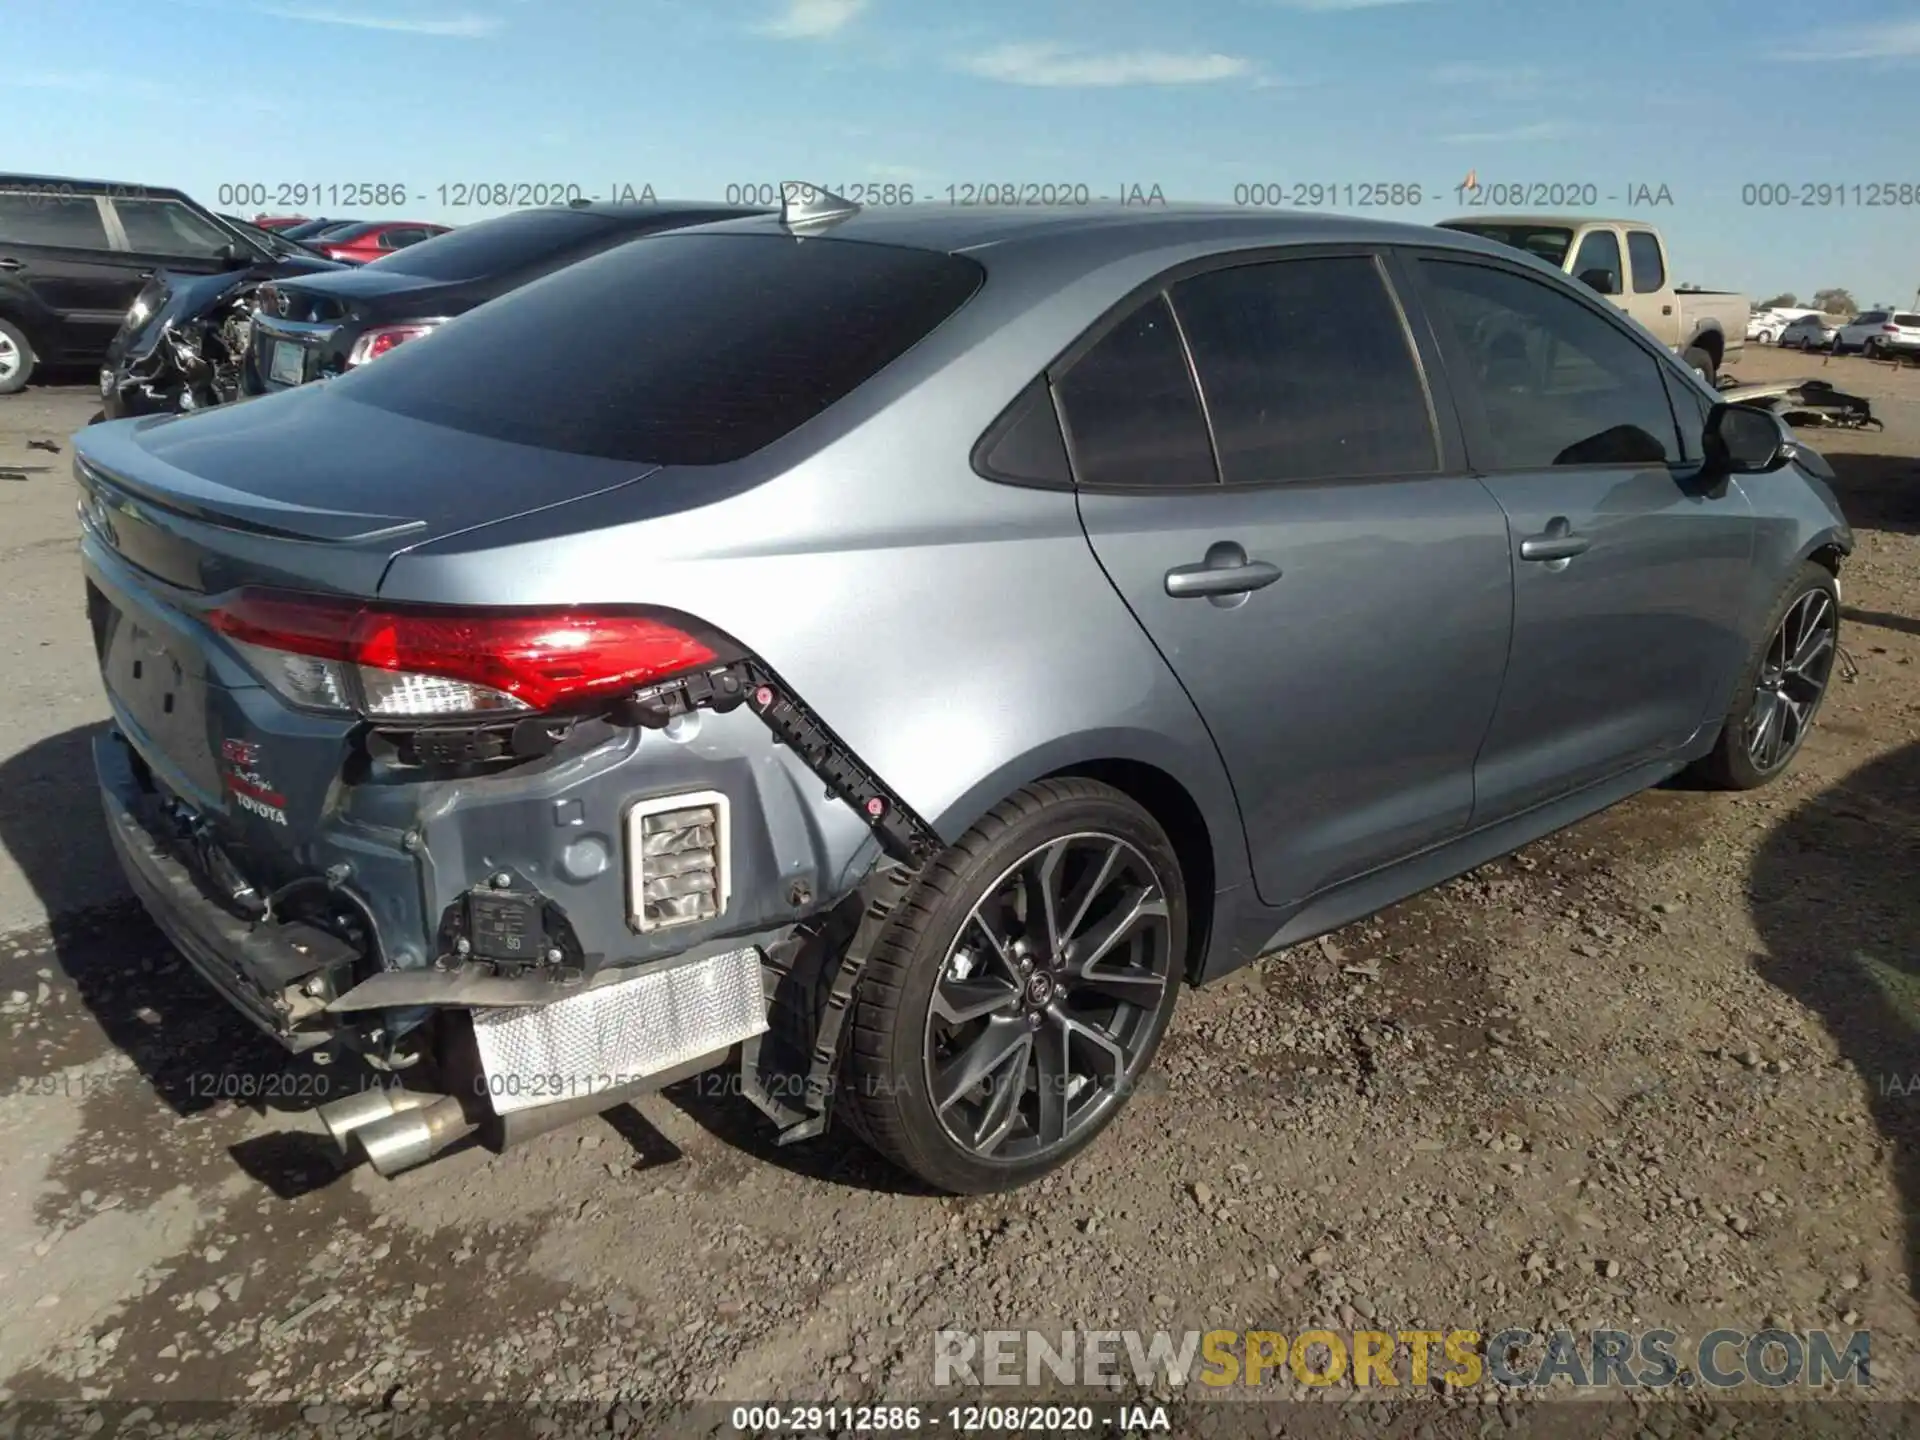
<box><xmin>206</xmin><ymin>589</ymin><xmax>718</xmax><ymax>717</ymax></box>
<box><xmin>1884</xmin><ymin>324</ymin><xmax>1900</xmax><ymax>333</ymax></box>
<box><xmin>347</xmin><ymin>323</ymin><xmax>439</xmax><ymax>367</ymax></box>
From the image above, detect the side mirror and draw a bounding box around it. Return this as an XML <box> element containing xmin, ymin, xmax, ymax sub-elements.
<box><xmin>1704</xmin><ymin>402</ymin><xmax>1789</xmax><ymax>474</ymax></box>
<box><xmin>1577</xmin><ymin>267</ymin><xmax>1620</xmax><ymax>296</ymax></box>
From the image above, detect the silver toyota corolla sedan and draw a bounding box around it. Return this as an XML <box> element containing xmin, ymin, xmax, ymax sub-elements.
<box><xmin>73</xmin><ymin>187</ymin><xmax>1852</xmax><ymax>1194</ymax></box>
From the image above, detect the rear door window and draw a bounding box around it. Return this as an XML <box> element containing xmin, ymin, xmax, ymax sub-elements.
<box><xmin>0</xmin><ymin>191</ymin><xmax>111</xmax><ymax>249</ymax></box>
<box><xmin>1168</xmin><ymin>255</ymin><xmax>1436</xmax><ymax>483</ymax></box>
<box><xmin>339</xmin><ymin>233</ymin><xmax>984</xmax><ymax>465</ymax></box>
<box><xmin>1626</xmin><ymin>232</ymin><xmax>1665</xmax><ymax>293</ymax></box>
<box><xmin>1053</xmin><ymin>294</ymin><xmax>1217</xmax><ymax>489</ymax></box>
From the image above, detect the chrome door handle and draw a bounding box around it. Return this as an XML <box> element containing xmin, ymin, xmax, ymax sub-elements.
<box><xmin>1519</xmin><ymin>520</ymin><xmax>1591</xmax><ymax>563</ymax></box>
<box><xmin>0</xmin><ymin>258</ymin><xmax>24</xmax><ymax>272</ymax></box>
<box><xmin>1164</xmin><ymin>547</ymin><xmax>1283</xmax><ymax>599</ymax></box>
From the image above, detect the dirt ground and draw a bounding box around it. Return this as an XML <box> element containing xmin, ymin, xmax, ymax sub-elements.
<box><xmin>0</xmin><ymin>345</ymin><xmax>1916</xmax><ymax>1438</ymax></box>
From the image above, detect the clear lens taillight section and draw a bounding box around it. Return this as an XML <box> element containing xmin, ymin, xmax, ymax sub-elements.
<box><xmin>205</xmin><ymin>589</ymin><xmax>719</xmax><ymax>720</ymax></box>
<box><xmin>346</xmin><ymin>322</ymin><xmax>441</xmax><ymax>367</ymax></box>
<box><xmin>627</xmin><ymin>792</ymin><xmax>731</xmax><ymax>932</ymax></box>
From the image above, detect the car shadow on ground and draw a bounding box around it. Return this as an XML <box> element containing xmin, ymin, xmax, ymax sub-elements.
<box><xmin>1749</xmin><ymin>738</ymin><xmax>1920</xmax><ymax>1286</ymax></box>
<box><xmin>1820</xmin><ymin>451</ymin><xmax>1920</xmax><ymax>537</ymax></box>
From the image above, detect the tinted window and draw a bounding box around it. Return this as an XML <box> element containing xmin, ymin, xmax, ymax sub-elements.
<box><xmin>977</xmin><ymin>376</ymin><xmax>1072</xmax><ymax>487</ymax></box>
<box><xmin>114</xmin><ymin>198</ymin><xmax>235</xmax><ymax>258</ymax></box>
<box><xmin>1895</xmin><ymin>313</ymin><xmax>1920</xmax><ymax>327</ymax></box>
<box><xmin>1569</xmin><ymin>230</ymin><xmax>1623</xmax><ymax>292</ymax></box>
<box><xmin>1626</xmin><ymin>231</ymin><xmax>1665</xmax><ymax>293</ymax></box>
<box><xmin>1169</xmin><ymin>257</ymin><xmax>1435</xmax><ymax>483</ymax></box>
<box><xmin>364</xmin><ymin>209</ymin><xmax>608</xmax><ymax>279</ymax></box>
<box><xmin>1420</xmin><ymin>259</ymin><xmax>1681</xmax><ymax>469</ymax></box>
<box><xmin>1439</xmin><ymin>223</ymin><xmax>1574</xmax><ymax>268</ymax></box>
<box><xmin>319</xmin><ymin>222</ymin><xmax>380</xmax><ymax>244</ymax></box>
<box><xmin>1857</xmin><ymin>311</ymin><xmax>1885</xmax><ymax>325</ymax></box>
<box><xmin>340</xmin><ymin>233</ymin><xmax>984</xmax><ymax>465</ymax></box>
<box><xmin>1054</xmin><ymin>294</ymin><xmax>1216</xmax><ymax>489</ymax></box>
<box><xmin>0</xmin><ymin>192</ymin><xmax>110</xmax><ymax>249</ymax></box>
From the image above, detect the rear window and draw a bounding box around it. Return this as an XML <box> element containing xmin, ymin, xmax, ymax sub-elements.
<box><xmin>318</xmin><ymin>222</ymin><xmax>380</xmax><ymax>243</ymax></box>
<box><xmin>362</xmin><ymin>208</ymin><xmax>609</xmax><ymax>279</ymax></box>
<box><xmin>1895</xmin><ymin>313</ymin><xmax>1920</xmax><ymax>327</ymax></box>
<box><xmin>337</xmin><ymin>233</ymin><xmax>985</xmax><ymax>465</ymax></box>
<box><xmin>1439</xmin><ymin>223</ymin><xmax>1575</xmax><ymax>268</ymax></box>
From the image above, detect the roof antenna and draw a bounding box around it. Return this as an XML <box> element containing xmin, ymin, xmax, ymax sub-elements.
<box><xmin>780</xmin><ymin>181</ymin><xmax>860</xmax><ymax>233</ymax></box>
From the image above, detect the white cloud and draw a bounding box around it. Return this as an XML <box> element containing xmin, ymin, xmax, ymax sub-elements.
<box><xmin>958</xmin><ymin>43</ymin><xmax>1252</xmax><ymax>87</ymax></box>
<box><xmin>13</xmin><ymin>71</ymin><xmax>172</xmax><ymax>96</ymax></box>
<box><xmin>251</xmin><ymin>5</ymin><xmax>502</xmax><ymax>37</ymax></box>
<box><xmin>1437</xmin><ymin>121</ymin><xmax>1568</xmax><ymax>144</ymax></box>
<box><xmin>756</xmin><ymin>0</ymin><xmax>867</xmax><ymax>39</ymax></box>
<box><xmin>1772</xmin><ymin>17</ymin><xmax>1920</xmax><ymax>61</ymax></box>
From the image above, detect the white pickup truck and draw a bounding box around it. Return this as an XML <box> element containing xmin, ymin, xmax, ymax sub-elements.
<box><xmin>1438</xmin><ymin>216</ymin><xmax>1748</xmax><ymax>384</ymax></box>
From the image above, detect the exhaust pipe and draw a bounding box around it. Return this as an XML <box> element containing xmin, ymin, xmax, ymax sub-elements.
<box><xmin>315</xmin><ymin>1086</ymin><xmax>433</xmax><ymax>1156</ymax></box>
<box><xmin>353</xmin><ymin>1095</ymin><xmax>480</xmax><ymax>1178</ymax></box>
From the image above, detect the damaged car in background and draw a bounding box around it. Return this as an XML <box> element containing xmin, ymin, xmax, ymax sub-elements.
<box><xmin>101</xmin><ymin>217</ymin><xmax>345</xmax><ymax>419</ymax></box>
<box><xmin>73</xmin><ymin>187</ymin><xmax>1854</xmax><ymax>1195</ymax></box>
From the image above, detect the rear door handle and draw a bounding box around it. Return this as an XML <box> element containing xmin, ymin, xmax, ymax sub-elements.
<box><xmin>1519</xmin><ymin>519</ymin><xmax>1591</xmax><ymax>563</ymax></box>
<box><xmin>0</xmin><ymin>258</ymin><xmax>24</xmax><ymax>272</ymax></box>
<box><xmin>1164</xmin><ymin>544</ymin><xmax>1283</xmax><ymax>599</ymax></box>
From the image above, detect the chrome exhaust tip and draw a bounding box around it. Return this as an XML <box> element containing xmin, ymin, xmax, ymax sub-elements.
<box><xmin>353</xmin><ymin>1096</ymin><xmax>478</xmax><ymax>1178</ymax></box>
<box><xmin>315</xmin><ymin>1087</ymin><xmax>432</xmax><ymax>1157</ymax></box>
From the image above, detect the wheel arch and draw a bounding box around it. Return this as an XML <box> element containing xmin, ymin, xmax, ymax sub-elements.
<box><xmin>924</xmin><ymin>732</ymin><xmax>1248</xmax><ymax>987</ymax></box>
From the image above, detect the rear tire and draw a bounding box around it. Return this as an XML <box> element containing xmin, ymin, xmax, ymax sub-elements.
<box><xmin>1690</xmin><ymin>563</ymin><xmax>1839</xmax><ymax>791</ymax></box>
<box><xmin>0</xmin><ymin>320</ymin><xmax>33</xmax><ymax>396</ymax></box>
<box><xmin>845</xmin><ymin>778</ymin><xmax>1186</xmax><ymax>1193</ymax></box>
<box><xmin>1683</xmin><ymin>346</ymin><xmax>1718</xmax><ymax>386</ymax></box>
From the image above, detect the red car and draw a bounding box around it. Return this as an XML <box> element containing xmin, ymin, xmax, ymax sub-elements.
<box><xmin>251</xmin><ymin>214</ymin><xmax>312</xmax><ymax>230</ymax></box>
<box><xmin>312</xmin><ymin>220</ymin><xmax>452</xmax><ymax>265</ymax></box>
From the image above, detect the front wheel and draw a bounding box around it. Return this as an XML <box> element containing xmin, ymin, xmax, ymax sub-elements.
<box><xmin>1690</xmin><ymin>563</ymin><xmax>1840</xmax><ymax>790</ymax></box>
<box><xmin>845</xmin><ymin>779</ymin><xmax>1186</xmax><ymax>1193</ymax></box>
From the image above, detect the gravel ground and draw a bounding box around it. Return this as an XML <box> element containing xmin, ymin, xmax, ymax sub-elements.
<box><xmin>0</xmin><ymin>346</ymin><xmax>1916</xmax><ymax>1437</ymax></box>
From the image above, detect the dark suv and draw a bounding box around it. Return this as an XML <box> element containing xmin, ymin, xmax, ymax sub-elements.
<box><xmin>0</xmin><ymin>176</ymin><xmax>292</xmax><ymax>395</ymax></box>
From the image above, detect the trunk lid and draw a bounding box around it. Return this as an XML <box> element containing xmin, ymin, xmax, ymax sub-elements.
<box><xmin>74</xmin><ymin>385</ymin><xmax>660</xmax><ymax>596</ymax></box>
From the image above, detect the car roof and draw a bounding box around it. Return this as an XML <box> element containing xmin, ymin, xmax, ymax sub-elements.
<box><xmin>680</xmin><ymin>202</ymin><xmax>1524</xmax><ymax>264</ymax></box>
<box><xmin>0</xmin><ymin>173</ymin><xmax>190</xmax><ymax>202</ymax></box>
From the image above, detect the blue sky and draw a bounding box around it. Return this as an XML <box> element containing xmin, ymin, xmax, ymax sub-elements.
<box><xmin>11</xmin><ymin>0</ymin><xmax>1920</xmax><ymax>305</ymax></box>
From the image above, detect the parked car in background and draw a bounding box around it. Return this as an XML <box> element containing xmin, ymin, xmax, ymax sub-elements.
<box><xmin>312</xmin><ymin>220</ymin><xmax>451</xmax><ymax>265</ymax></box>
<box><xmin>74</xmin><ymin>192</ymin><xmax>1852</xmax><ymax>1194</ymax></box>
<box><xmin>102</xmin><ymin>220</ymin><xmax>347</xmax><ymax>418</ymax></box>
<box><xmin>245</xmin><ymin>200</ymin><xmax>765</xmax><ymax>394</ymax></box>
<box><xmin>0</xmin><ymin>173</ymin><xmax>284</xmax><ymax>395</ymax></box>
<box><xmin>250</xmin><ymin>215</ymin><xmax>311</xmax><ymax>231</ymax></box>
<box><xmin>280</xmin><ymin>218</ymin><xmax>361</xmax><ymax>242</ymax></box>
<box><xmin>1831</xmin><ymin>308</ymin><xmax>1920</xmax><ymax>358</ymax></box>
<box><xmin>1778</xmin><ymin>314</ymin><xmax>1838</xmax><ymax>351</ymax></box>
<box><xmin>1749</xmin><ymin>307</ymin><xmax>1820</xmax><ymax>344</ymax></box>
<box><xmin>1438</xmin><ymin>216</ymin><xmax>1748</xmax><ymax>383</ymax></box>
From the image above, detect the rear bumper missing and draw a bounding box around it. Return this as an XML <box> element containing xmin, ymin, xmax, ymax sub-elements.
<box><xmin>96</xmin><ymin>728</ymin><xmax>355</xmax><ymax>1053</ymax></box>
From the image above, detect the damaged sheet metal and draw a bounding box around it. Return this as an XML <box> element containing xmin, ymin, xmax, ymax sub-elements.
<box><xmin>110</xmin><ymin>270</ymin><xmax>265</xmax><ymax>415</ymax></box>
<box><xmin>1721</xmin><ymin>377</ymin><xmax>1882</xmax><ymax>431</ymax></box>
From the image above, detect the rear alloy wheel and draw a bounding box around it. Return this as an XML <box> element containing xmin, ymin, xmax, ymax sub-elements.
<box><xmin>846</xmin><ymin>779</ymin><xmax>1185</xmax><ymax>1193</ymax></box>
<box><xmin>1692</xmin><ymin>563</ymin><xmax>1839</xmax><ymax>790</ymax></box>
<box><xmin>0</xmin><ymin>320</ymin><xmax>33</xmax><ymax>396</ymax></box>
